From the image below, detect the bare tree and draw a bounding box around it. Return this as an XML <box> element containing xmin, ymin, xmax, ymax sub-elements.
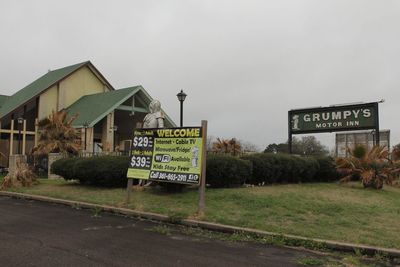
<box><xmin>240</xmin><ymin>140</ymin><xmax>260</xmax><ymax>153</ymax></box>
<box><xmin>264</xmin><ymin>136</ymin><xmax>328</xmax><ymax>156</ymax></box>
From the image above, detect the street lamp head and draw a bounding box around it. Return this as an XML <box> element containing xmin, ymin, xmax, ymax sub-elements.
<box><xmin>177</xmin><ymin>90</ymin><xmax>187</xmax><ymax>102</ymax></box>
<box><xmin>83</xmin><ymin>122</ymin><xmax>89</xmax><ymax>128</ymax></box>
<box><xmin>113</xmin><ymin>125</ymin><xmax>118</xmax><ymax>132</ymax></box>
<box><xmin>17</xmin><ymin>117</ymin><xmax>24</xmax><ymax>124</ymax></box>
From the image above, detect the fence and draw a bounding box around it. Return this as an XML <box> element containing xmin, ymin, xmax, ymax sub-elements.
<box><xmin>26</xmin><ymin>154</ymin><xmax>48</xmax><ymax>177</ymax></box>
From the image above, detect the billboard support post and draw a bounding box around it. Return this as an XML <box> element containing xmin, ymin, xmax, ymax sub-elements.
<box><xmin>126</xmin><ymin>178</ymin><xmax>133</xmax><ymax>203</ymax></box>
<box><xmin>375</xmin><ymin>102</ymin><xmax>380</xmax><ymax>146</ymax></box>
<box><xmin>288</xmin><ymin>111</ymin><xmax>292</xmax><ymax>154</ymax></box>
<box><xmin>198</xmin><ymin>120</ymin><xmax>207</xmax><ymax>216</ymax></box>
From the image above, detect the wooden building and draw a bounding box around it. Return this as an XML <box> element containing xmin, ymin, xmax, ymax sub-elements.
<box><xmin>0</xmin><ymin>61</ymin><xmax>175</xmax><ymax>167</ymax></box>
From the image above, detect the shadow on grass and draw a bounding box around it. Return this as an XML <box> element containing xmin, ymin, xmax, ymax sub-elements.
<box><xmin>339</xmin><ymin>182</ymin><xmax>400</xmax><ymax>195</ymax></box>
<box><xmin>50</xmin><ymin>180</ymin><xmax>201</xmax><ymax>197</ymax></box>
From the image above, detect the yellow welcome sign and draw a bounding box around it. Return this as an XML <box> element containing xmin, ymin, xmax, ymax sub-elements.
<box><xmin>127</xmin><ymin>127</ymin><xmax>204</xmax><ymax>185</ymax></box>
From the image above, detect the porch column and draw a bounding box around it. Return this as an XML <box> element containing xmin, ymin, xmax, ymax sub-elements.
<box><xmin>80</xmin><ymin>126</ymin><xmax>94</xmax><ymax>153</ymax></box>
<box><xmin>34</xmin><ymin>118</ymin><xmax>39</xmax><ymax>147</ymax></box>
<box><xmin>80</xmin><ymin>127</ymin><xmax>85</xmax><ymax>151</ymax></box>
<box><xmin>101</xmin><ymin>112</ymin><xmax>114</xmax><ymax>152</ymax></box>
<box><xmin>86</xmin><ymin>127</ymin><xmax>94</xmax><ymax>153</ymax></box>
<box><xmin>22</xmin><ymin>119</ymin><xmax>26</xmax><ymax>155</ymax></box>
<box><xmin>10</xmin><ymin>120</ymin><xmax>14</xmax><ymax>156</ymax></box>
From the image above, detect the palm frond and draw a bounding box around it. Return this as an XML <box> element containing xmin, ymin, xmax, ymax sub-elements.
<box><xmin>33</xmin><ymin>110</ymin><xmax>80</xmax><ymax>156</ymax></box>
<box><xmin>336</xmin><ymin>145</ymin><xmax>400</xmax><ymax>189</ymax></box>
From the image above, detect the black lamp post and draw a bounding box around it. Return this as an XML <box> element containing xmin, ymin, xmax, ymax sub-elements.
<box><xmin>176</xmin><ymin>90</ymin><xmax>187</xmax><ymax>127</ymax></box>
<box><xmin>83</xmin><ymin>122</ymin><xmax>89</xmax><ymax>151</ymax></box>
<box><xmin>112</xmin><ymin>125</ymin><xmax>118</xmax><ymax>151</ymax></box>
<box><xmin>371</xmin><ymin>130</ymin><xmax>376</xmax><ymax>146</ymax></box>
<box><xmin>17</xmin><ymin>117</ymin><xmax>23</xmax><ymax>154</ymax></box>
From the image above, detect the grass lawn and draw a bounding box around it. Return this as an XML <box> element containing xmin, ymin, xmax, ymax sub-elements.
<box><xmin>3</xmin><ymin>179</ymin><xmax>400</xmax><ymax>250</ymax></box>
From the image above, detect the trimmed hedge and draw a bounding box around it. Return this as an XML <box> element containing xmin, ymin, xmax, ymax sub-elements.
<box><xmin>51</xmin><ymin>157</ymin><xmax>80</xmax><ymax>180</ymax></box>
<box><xmin>241</xmin><ymin>153</ymin><xmax>336</xmax><ymax>185</ymax></box>
<box><xmin>52</xmin><ymin>153</ymin><xmax>339</xmax><ymax>188</ymax></box>
<box><xmin>206</xmin><ymin>154</ymin><xmax>252</xmax><ymax>188</ymax></box>
<box><xmin>52</xmin><ymin>156</ymin><xmax>130</xmax><ymax>187</ymax></box>
<box><xmin>53</xmin><ymin>154</ymin><xmax>253</xmax><ymax>188</ymax></box>
<box><xmin>313</xmin><ymin>156</ymin><xmax>341</xmax><ymax>182</ymax></box>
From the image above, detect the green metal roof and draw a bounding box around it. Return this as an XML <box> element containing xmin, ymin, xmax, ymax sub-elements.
<box><xmin>66</xmin><ymin>85</ymin><xmax>177</xmax><ymax>128</ymax></box>
<box><xmin>0</xmin><ymin>61</ymin><xmax>89</xmax><ymax>119</ymax></box>
<box><xmin>0</xmin><ymin>95</ymin><xmax>9</xmax><ymax>108</ymax></box>
<box><xmin>67</xmin><ymin>86</ymin><xmax>142</xmax><ymax>127</ymax></box>
<box><xmin>0</xmin><ymin>61</ymin><xmax>177</xmax><ymax>128</ymax></box>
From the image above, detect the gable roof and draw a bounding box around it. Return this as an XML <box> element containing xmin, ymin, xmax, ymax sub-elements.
<box><xmin>0</xmin><ymin>61</ymin><xmax>114</xmax><ymax>119</ymax></box>
<box><xmin>67</xmin><ymin>86</ymin><xmax>141</xmax><ymax>127</ymax></box>
<box><xmin>66</xmin><ymin>86</ymin><xmax>176</xmax><ymax>128</ymax></box>
<box><xmin>0</xmin><ymin>95</ymin><xmax>9</xmax><ymax>108</ymax></box>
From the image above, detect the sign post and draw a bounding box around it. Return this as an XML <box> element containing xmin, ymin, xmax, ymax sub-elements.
<box><xmin>288</xmin><ymin>102</ymin><xmax>380</xmax><ymax>153</ymax></box>
<box><xmin>374</xmin><ymin>102</ymin><xmax>380</xmax><ymax>146</ymax></box>
<box><xmin>198</xmin><ymin>120</ymin><xmax>207</xmax><ymax>216</ymax></box>
<box><xmin>288</xmin><ymin>111</ymin><xmax>293</xmax><ymax>154</ymax></box>
<box><xmin>126</xmin><ymin>178</ymin><xmax>133</xmax><ymax>203</ymax></box>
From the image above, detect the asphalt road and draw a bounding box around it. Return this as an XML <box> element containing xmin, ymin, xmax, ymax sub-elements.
<box><xmin>0</xmin><ymin>196</ymin><xmax>321</xmax><ymax>267</ymax></box>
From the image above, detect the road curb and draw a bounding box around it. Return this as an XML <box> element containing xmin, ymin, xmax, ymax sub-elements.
<box><xmin>1</xmin><ymin>190</ymin><xmax>399</xmax><ymax>258</ymax></box>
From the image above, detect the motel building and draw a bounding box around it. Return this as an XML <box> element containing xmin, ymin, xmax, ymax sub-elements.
<box><xmin>0</xmin><ymin>61</ymin><xmax>175</xmax><ymax>168</ymax></box>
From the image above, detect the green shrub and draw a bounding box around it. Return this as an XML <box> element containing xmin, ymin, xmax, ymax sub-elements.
<box><xmin>52</xmin><ymin>156</ymin><xmax>130</xmax><ymax>187</ymax></box>
<box><xmin>353</xmin><ymin>145</ymin><xmax>367</xmax><ymax>158</ymax></box>
<box><xmin>52</xmin><ymin>153</ymin><xmax>339</xmax><ymax>189</ymax></box>
<box><xmin>241</xmin><ymin>153</ymin><xmax>321</xmax><ymax>185</ymax></box>
<box><xmin>313</xmin><ymin>156</ymin><xmax>340</xmax><ymax>182</ymax></box>
<box><xmin>297</xmin><ymin>156</ymin><xmax>319</xmax><ymax>182</ymax></box>
<box><xmin>54</xmin><ymin>154</ymin><xmax>253</xmax><ymax>188</ymax></box>
<box><xmin>206</xmin><ymin>154</ymin><xmax>252</xmax><ymax>188</ymax></box>
<box><xmin>51</xmin><ymin>157</ymin><xmax>79</xmax><ymax>180</ymax></box>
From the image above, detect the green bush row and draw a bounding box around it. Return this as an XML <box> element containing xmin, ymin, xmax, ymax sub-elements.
<box><xmin>53</xmin><ymin>155</ymin><xmax>251</xmax><ymax>188</ymax></box>
<box><xmin>52</xmin><ymin>153</ymin><xmax>339</xmax><ymax>188</ymax></box>
<box><xmin>206</xmin><ymin>154</ymin><xmax>252</xmax><ymax>188</ymax></box>
<box><xmin>52</xmin><ymin>156</ymin><xmax>131</xmax><ymax>187</ymax></box>
<box><xmin>313</xmin><ymin>156</ymin><xmax>341</xmax><ymax>182</ymax></box>
<box><xmin>241</xmin><ymin>153</ymin><xmax>339</xmax><ymax>185</ymax></box>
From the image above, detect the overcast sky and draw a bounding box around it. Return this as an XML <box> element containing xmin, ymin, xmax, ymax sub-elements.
<box><xmin>1</xmin><ymin>0</ymin><xmax>399</xmax><ymax>151</ymax></box>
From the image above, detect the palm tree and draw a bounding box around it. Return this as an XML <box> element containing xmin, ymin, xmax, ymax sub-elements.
<box><xmin>32</xmin><ymin>110</ymin><xmax>80</xmax><ymax>155</ymax></box>
<box><xmin>212</xmin><ymin>138</ymin><xmax>229</xmax><ymax>153</ymax></box>
<box><xmin>212</xmin><ymin>138</ymin><xmax>242</xmax><ymax>156</ymax></box>
<box><xmin>0</xmin><ymin>161</ymin><xmax>36</xmax><ymax>190</ymax></box>
<box><xmin>228</xmin><ymin>138</ymin><xmax>242</xmax><ymax>156</ymax></box>
<box><xmin>336</xmin><ymin>145</ymin><xmax>400</xmax><ymax>189</ymax></box>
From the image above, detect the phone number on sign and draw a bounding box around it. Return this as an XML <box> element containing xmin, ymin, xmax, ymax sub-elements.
<box><xmin>150</xmin><ymin>171</ymin><xmax>199</xmax><ymax>183</ymax></box>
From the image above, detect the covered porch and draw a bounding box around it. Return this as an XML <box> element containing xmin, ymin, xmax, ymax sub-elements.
<box><xmin>67</xmin><ymin>85</ymin><xmax>175</xmax><ymax>156</ymax></box>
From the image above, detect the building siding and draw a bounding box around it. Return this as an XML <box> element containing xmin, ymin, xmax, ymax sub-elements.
<box><xmin>59</xmin><ymin>66</ymin><xmax>108</xmax><ymax>110</ymax></box>
<box><xmin>38</xmin><ymin>84</ymin><xmax>58</xmax><ymax>120</ymax></box>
